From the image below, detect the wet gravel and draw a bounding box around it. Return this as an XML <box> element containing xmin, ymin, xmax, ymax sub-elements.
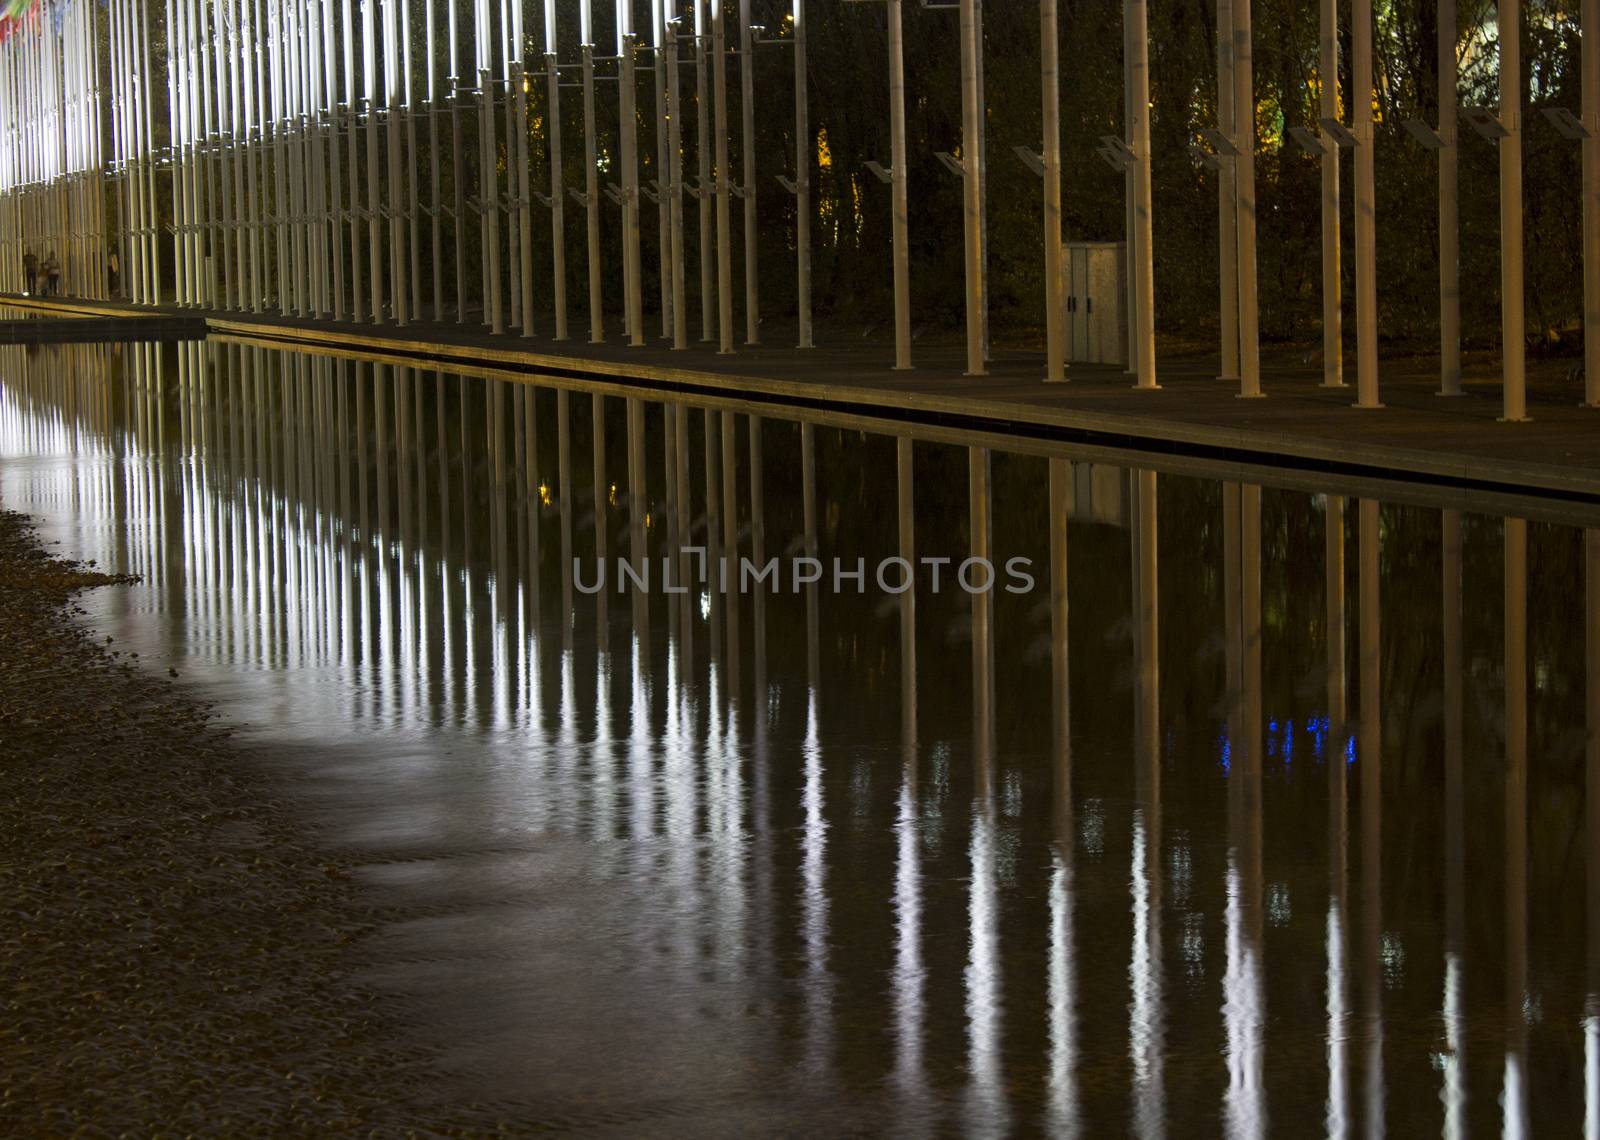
<box><xmin>0</xmin><ymin>509</ymin><xmax>516</xmax><ymax>1136</ymax></box>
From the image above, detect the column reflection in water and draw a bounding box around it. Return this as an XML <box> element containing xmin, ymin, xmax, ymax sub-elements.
<box><xmin>964</xmin><ymin>444</ymin><xmax>1006</xmax><ymax>1136</ymax></box>
<box><xmin>1440</xmin><ymin>509</ymin><xmax>1466</xmax><ymax>1136</ymax></box>
<box><xmin>799</xmin><ymin>417</ymin><xmax>831</xmax><ymax>1079</ymax></box>
<box><xmin>1130</xmin><ymin>469</ymin><xmax>1165</xmax><ymax>1139</ymax></box>
<box><xmin>628</xmin><ymin>397</ymin><xmax>650</xmax><ymax>646</ymax></box>
<box><xmin>592</xmin><ymin>392</ymin><xmax>609</xmax><ymax>636</ymax></box>
<box><xmin>1325</xmin><ymin>493</ymin><xmax>1350</xmax><ymax>1138</ymax></box>
<box><xmin>720</xmin><ymin>407</ymin><xmax>739</xmax><ymax>676</ymax></box>
<box><xmin>1588</xmin><ymin>527</ymin><xmax>1600</xmax><ymax>1140</ymax></box>
<box><xmin>1503</xmin><ymin>515</ymin><xmax>1529</xmax><ymax>1138</ymax></box>
<box><xmin>1222</xmin><ymin>482</ymin><xmax>1264</xmax><ymax>1138</ymax></box>
<box><xmin>19</xmin><ymin>342</ymin><xmax>1600</xmax><ymax>1129</ymax></box>
<box><xmin>1047</xmin><ymin>457</ymin><xmax>1079</xmax><ymax>1139</ymax></box>
<box><xmin>1357</xmin><ymin>497</ymin><xmax>1384</xmax><ymax>1136</ymax></box>
<box><xmin>892</xmin><ymin>435</ymin><xmax>928</xmax><ymax>1122</ymax></box>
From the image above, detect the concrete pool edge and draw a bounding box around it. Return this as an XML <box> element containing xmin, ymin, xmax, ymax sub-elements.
<box><xmin>6</xmin><ymin>292</ymin><xmax>1598</xmax><ymax>504</ymax></box>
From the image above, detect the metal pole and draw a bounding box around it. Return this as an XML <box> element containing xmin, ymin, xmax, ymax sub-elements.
<box><xmin>653</xmin><ymin>0</ymin><xmax>672</xmax><ymax>338</ymax></box>
<box><xmin>380</xmin><ymin>0</ymin><xmax>406</xmax><ymax>325</ymax></box>
<box><xmin>364</xmin><ymin>0</ymin><xmax>384</xmax><ymax>322</ymax></box>
<box><xmin>695</xmin><ymin>0</ymin><xmax>712</xmax><ymax>342</ymax></box>
<box><xmin>1318</xmin><ymin>0</ymin><xmax>1341</xmax><ymax>387</ymax></box>
<box><xmin>667</xmin><ymin>13</ymin><xmax>688</xmax><ymax>348</ymax></box>
<box><xmin>427</xmin><ymin>0</ymin><xmax>444</xmax><ymax>319</ymax></box>
<box><xmin>1121</xmin><ymin>0</ymin><xmax>1135</xmax><ymax>373</ymax></box>
<box><xmin>1498</xmin><ymin>0</ymin><xmax>1527</xmax><ymax>422</ymax></box>
<box><xmin>1353</xmin><ymin>0</ymin><xmax>1379</xmax><ymax>407</ymax></box>
<box><xmin>1041</xmin><ymin>0</ymin><xmax>1064</xmax><ymax>381</ymax></box>
<box><xmin>581</xmin><ymin>19</ymin><xmax>604</xmax><ymax>341</ymax></box>
<box><xmin>1586</xmin><ymin>0</ymin><xmax>1600</xmax><ymax>406</ymax></box>
<box><xmin>712</xmin><ymin>0</ymin><xmax>734</xmax><ymax>353</ymax></box>
<box><xmin>1585</xmin><ymin>0</ymin><xmax>1600</xmax><ymax>406</ymax></box>
<box><xmin>738</xmin><ymin>0</ymin><xmax>757</xmax><ymax>343</ymax></box>
<box><xmin>545</xmin><ymin>0</ymin><xmax>568</xmax><ymax>338</ymax></box>
<box><xmin>322</xmin><ymin>0</ymin><xmax>346</xmax><ymax>319</ymax></box>
<box><xmin>1232</xmin><ymin>0</ymin><xmax>1258</xmax><ymax>396</ymax></box>
<box><xmin>1130</xmin><ymin>0</ymin><xmax>1156</xmax><ymax>388</ymax></box>
<box><xmin>514</xmin><ymin>41</ymin><xmax>535</xmax><ymax>334</ymax></box>
<box><xmin>794</xmin><ymin>0</ymin><xmax>812</xmax><ymax>348</ymax></box>
<box><xmin>478</xmin><ymin>0</ymin><xmax>503</xmax><ymax>333</ymax></box>
<box><xmin>450</xmin><ymin>0</ymin><xmax>467</xmax><ymax>320</ymax></box>
<box><xmin>958</xmin><ymin>0</ymin><xmax>984</xmax><ymax>376</ymax></box>
<box><xmin>343</xmin><ymin>0</ymin><xmax>361</xmax><ymax>318</ymax></box>
<box><xmin>405</xmin><ymin>0</ymin><xmax>424</xmax><ymax>323</ymax></box>
<box><xmin>620</xmin><ymin>22</ymin><xmax>644</xmax><ymax>345</ymax></box>
<box><xmin>888</xmin><ymin>0</ymin><xmax>910</xmax><ymax>369</ymax></box>
<box><xmin>1437</xmin><ymin>0</ymin><xmax>1459</xmax><ymax>395</ymax></box>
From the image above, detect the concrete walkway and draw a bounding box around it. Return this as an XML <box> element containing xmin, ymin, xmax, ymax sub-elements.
<box><xmin>6</xmin><ymin>292</ymin><xmax>1597</xmax><ymax>500</ymax></box>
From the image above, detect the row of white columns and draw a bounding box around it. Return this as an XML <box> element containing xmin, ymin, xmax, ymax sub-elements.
<box><xmin>1226</xmin><ymin>0</ymin><xmax>1600</xmax><ymax>417</ymax></box>
<box><xmin>88</xmin><ymin>0</ymin><xmax>813</xmax><ymax>350</ymax></box>
<box><xmin>4</xmin><ymin>0</ymin><xmax>1600</xmax><ymax>411</ymax></box>
<box><xmin>0</xmin><ymin>0</ymin><xmax>109</xmax><ymax>300</ymax></box>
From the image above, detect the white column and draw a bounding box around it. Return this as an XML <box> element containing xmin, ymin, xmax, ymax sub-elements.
<box><xmin>1233</xmin><ymin>0</ymin><xmax>1258</xmax><ymax>396</ymax></box>
<box><xmin>653</xmin><ymin>0</ymin><xmax>672</xmax><ymax>338</ymax></box>
<box><xmin>958</xmin><ymin>0</ymin><xmax>984</xmax><ymax>376</ymax></box>
<box><xmin>545</xmin><ymin>0</ymin><xmax>568</xmax><ymax>338</ymax></box>
<box><xmin>1130</xmin><ymin>0</ymin><xmax>1156</xmax><ymax>388</ymax></box>
<box><xmin>712</xmin><ymin>0</ymin><xmax>734</xmax><ymax>352</ymax></box>
<box><xmin>1586</xmin><ymin>0</ymin><xmax>1600</xmax><ymax>406</ymax></box>
<box><xmin>793</xmin><ymin>0</ymin><xmax>812</xmax><ymax>348</ymax></box>
<box><xmin>666</xmin><ymin>12</ymin><xmax>688</xmax><ymax>348</ymax></box>
<box><xmin>1318</xmin><ymin>0</ymin><xmax>1341</xmax><ymax>387</ymax></box>
<box><xmin>1352</xmin><ymin>0</ymin><xmax>1380</xmax><ymax>407</ymax></box>
<box><xmin>619</xmin><ymin>15</ymin><xmax>644</xmax><ymax>345</ymax></box>
<box><xmin>738</xmin><ymin>0</ymin><xmax>757</xmax><ymax>343</ymax></box>
<box><xmin>1041</xmin><ymin>0</ymin><xmax>1064</xmax><ymax>382</ymax></box>
<box><xmin>581</xmin><ymin>3</ymin><xmax>604</xmax><ymax>341</ymax></box>
<box><xmin>1498</xmin><ymin>0</ymin><xmax>1527</xmax><ymax>422</ymax></box>
<box><xmin>888</xmin><ymin>0</ymin><xmax>910</xmax><ymax>370</ymax></box>
<box><xmin>513</xmin><ymin>13</ymin><xmax>535</xmax><ymax>336</ymax></box>
<box><xmin>695</xmin><ymin>0</ymin><xmax>713</xmax><ymax>342</ymax></box>
<box><xmin>1437</xmin><ymin>0</ymin><xmax>1459</xmax><ymax>394</ymax></box>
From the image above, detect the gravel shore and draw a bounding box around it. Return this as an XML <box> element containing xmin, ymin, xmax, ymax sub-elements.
<box><xmin>0</xmin><ymin>509</ymin><xmax>509</xmax><ymax>1136</ymax></box>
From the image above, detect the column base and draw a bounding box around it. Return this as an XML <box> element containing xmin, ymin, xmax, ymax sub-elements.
<box><xmin>1236</xmin><ymin>391</ymin><xmax>1266</xmax><ymax>400</ymax></box>
<box><xmin>1496</xmin><ymin>415</ymin><xmax>1532</xmax><ymax>424</ymax></box>
<box><xmin>1353</xmin><ymin>401</ymin><xmax>1386</xmax><ymax>410</ymax></box>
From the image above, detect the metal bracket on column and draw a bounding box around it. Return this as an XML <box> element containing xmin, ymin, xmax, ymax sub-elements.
<box><xmin>1318</xmin><ymin>117</ymin><xmax>1359</xmax><ymax>148</ymax></box>
<box><xmin>933</xmin><ymin>151</ymin><xmax>966</xmax><ymax>179</ymax></box>
<box><xmin>1012</xmin><ymin>146</ymin><xmax>1044</xmax><ymax>177</ymax></box>
<box><xmin>1462</xmin><ymin>106</ymin><xmax>1510</xmax><ymax>140</ymax></box>
<box><xmin>1096</xmin><ymin>135</ymin><xmax>1137</xmax><ymax>171</ymax></box>
<box><xmin>731</xmin><ymin>182</ymin><xmax>753</xmax><ymax>200</ymax></box>
<box><xmin>775</xmin><ymin>173</ymin><xmax>798</xmax><ymax>194</ymax></box>
<box><xmin>566</xmin><ymin>187</ymin><xmax>591</xmax><ymax>207</ymax></box>
<box><xmin>1199</xmin><ymin>127</ymin><xmax>1239</xmax><ymax>156</ymax></box>
<box><xmin>1187</xmin><ymin>143</ymin><xmax>1221</xmax><ymax>170</ymax></box>
<box><xmin>1400</xmin><ymin>120</ymin><xmax>1445</xmax><ymax>150</ymax></box>
<box><xmin>1289</xmin><ymin>125</ymin><xmax>1334</xmax><ymax>155</ymax></box>
<box><xmin>1542</xmin><ymin>106</ymin><xmax>1590</xmax><ymax>141</ymax></box>
<box><xmin>640</xmin><ymin>184</ymin><xmax>660</xmax><ymax>204</ymax></box>
<box><xmin>602</xmin><ymin>182</ymin><xmax>625</xmax><ymax>205</ymax></box>
<box><xmin>863</xmin><ymin>160</ymin><xmax>892</xmax><ymax>184</ymax></box>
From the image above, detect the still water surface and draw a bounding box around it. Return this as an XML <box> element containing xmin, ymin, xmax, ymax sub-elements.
<box><xmin>2</xmin><ymin>339</ymin><xmax>1597</xmax><ymax>1136</ymax></box>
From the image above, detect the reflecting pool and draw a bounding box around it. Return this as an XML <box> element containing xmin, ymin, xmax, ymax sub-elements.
<box><xmin>2</xmin><ymin>338</ymin><xmax>1597</xmax><ymax>1135</ymax></box>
